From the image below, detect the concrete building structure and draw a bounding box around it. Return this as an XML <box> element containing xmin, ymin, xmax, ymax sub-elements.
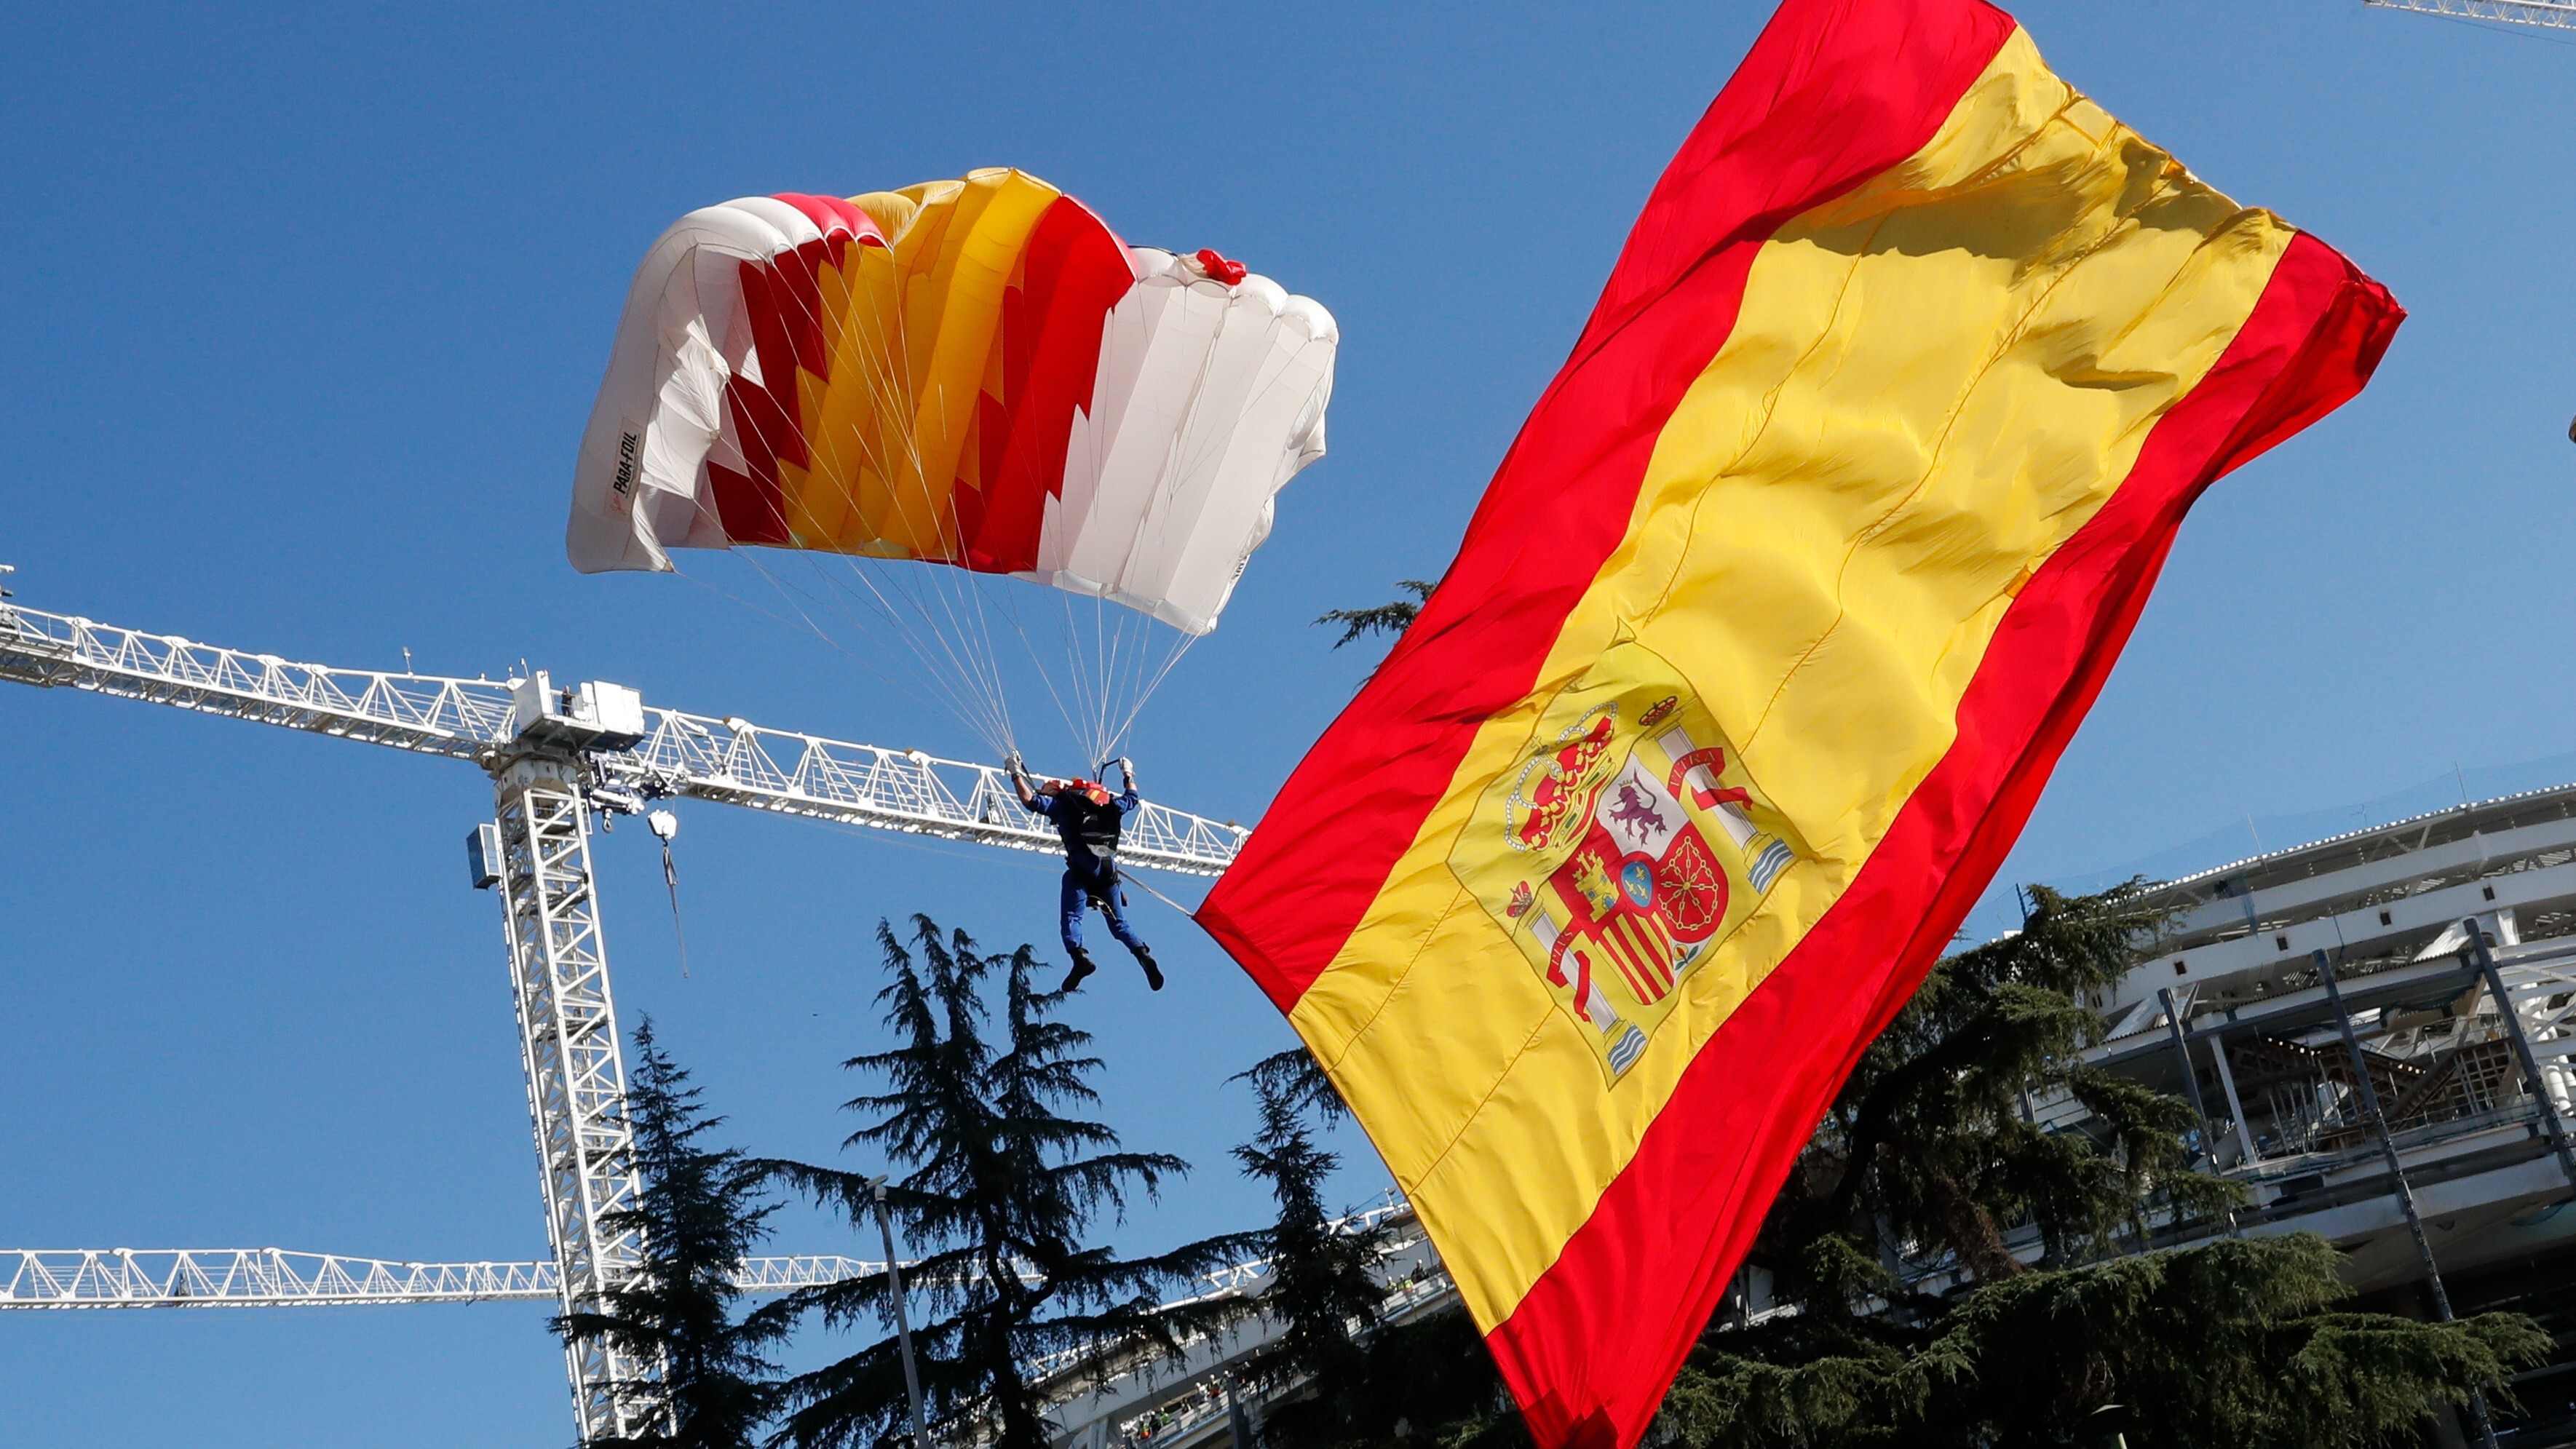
<box><xmin>2082</xmin><ymin>782</ymin><xmax>2576</xmax><ymax>1445</ymax></box>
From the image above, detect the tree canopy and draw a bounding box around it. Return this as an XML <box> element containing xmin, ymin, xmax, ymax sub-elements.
<box><xmin>554</xmin><ymin>1017</ymin><xmax>786</xmax><ymax>1448</ymax></box>
<box><xmin>1660</xmin><ymin>884</ymin><xmax>2548</xmax><ymax>1448</ymax></box>
<box><xmin>1315</xmin><ymin>580</ymin><xmax>1435</xmax><ymax>651</ymax></box>
<box><xmin>756</xmin><ymin>916</ymin><xmax>1258</xmax><ymax>1449</ymax></box>
<box><xmin>1222</xmin><ymin>1068</ymin><xmax>1387</xmax><ymax>1441</ymax></box>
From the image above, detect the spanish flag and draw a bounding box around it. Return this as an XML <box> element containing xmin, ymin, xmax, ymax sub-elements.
<box><xmin>1197</xmin><ymin>1</ymin><xmax>2401</xmax><ymax>1444</ymax></box>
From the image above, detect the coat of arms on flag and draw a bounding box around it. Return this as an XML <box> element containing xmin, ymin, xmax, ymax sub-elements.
<box><xmin>1448</xmin><ymin>639</ymin><xmax>1803</xmax><ymax>1082</ymax></box>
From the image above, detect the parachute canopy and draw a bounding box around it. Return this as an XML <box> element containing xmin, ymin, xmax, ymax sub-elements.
<box><xmin>568</xmin><ymin>168</ymin><xmax>1338</xmax><ymax>638</ymax></box>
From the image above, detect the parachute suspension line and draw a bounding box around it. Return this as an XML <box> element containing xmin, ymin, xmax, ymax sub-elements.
<box><xmin>994</xmin><ymin>586</ymin><xmax>1087</xmax><ymax>772</ymax></box>
<box><xmin>1104</xmin><ymin>606</ymin><xmax>1181</xmax><ymax>766</ymax></box>
<box><xmin>726</xmin><ymin>455</ymin><xmax>1015</xmax><ymax>756</ymax></box>
<box><xmin>1035</xmin><ymin>589</ymin><xmax>1101</xmax><ymax>773</ymax></box>
<box><xmin>637</xmin><ymin>315</ymin><xmax>986</xmax><ymax>748</ymax></box>
<box><xmin>742</xmin><ymin>556</ymin><xmax>1006</xmax><ymax>755</ymax></box>
<box><xmin>816</xmin><ymin>560</ymin><xmax>1014</xmax><ymax>756</ymax></box>
<box><xmin>1101</xmin><ymin>624</ymin><xmax>1197</xmax><ymax>769</ymax></box>
<box><xmin>1088</xmin><ymin>588</ymin><xmax>1119</xmax><ymax>767</ymax></box>
<box><xmin>1042</xmin><ymin>586</ymin><xmax>1193</xmax><ymax>775</ymax></box>
<box><xmin>675</xmin><ymin>562</ymin><xmax>999</xmax><ymax>758</ymax></box>
<box><xmin>1064</xmin><ymin>588</ymin><xmax>1101</xmax><ymax>765</ymax></box>
<box><xmin>733</xmin><ymin>263</ymin><xmax>1021</xmax><ymax>760</ymax></box>
<box><xmin>852</xmin><ymin>544</ymin><xmax>1016</xmax><ymax>756</ymax></box>
<box><xmin>1034</xmin><ymin>587</ymin><xmax>1100</xmax><ymax>772</ymax></box>
<box><xmin>1079</xmin><ymin>589</ymin><xmax>1158</xmax><ymax>772</ymax></box>
<box><xmin>709</xmin><ymin>322</ymin><xmax>1015</xmax><ymax>757</ymax></box>
<box><xmin>802</xmin><ymin>269</ymin><xmax>1018</xmax><ymax>755</ymax></box>
<box><xmin>1093</xmin><ymin>606</ymin><xmax>1120</xmax><ymax>765</ymax></box>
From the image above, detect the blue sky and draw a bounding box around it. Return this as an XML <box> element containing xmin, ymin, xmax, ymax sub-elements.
<box><xmin>4</xmin><ymin>2</ymin><xmax>2572</xmax><ymax>1443</ymax></box>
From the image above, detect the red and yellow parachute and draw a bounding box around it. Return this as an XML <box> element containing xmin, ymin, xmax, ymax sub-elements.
<box><xmin>568</xmin><ymin>169</ymin><xmax>1336</xmax><ymax>639</ymax></box>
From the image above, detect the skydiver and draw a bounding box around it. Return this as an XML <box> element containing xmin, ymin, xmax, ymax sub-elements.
<box><xmin>1008</xmin><ymin>753</ymin><xmax>1162</xmax><ymax>994</ymax></box>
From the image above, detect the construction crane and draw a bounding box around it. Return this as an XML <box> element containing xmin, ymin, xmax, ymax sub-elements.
<box><xmin>0</xmin><ymin>569</ymin><xmax>1245</xmax><ymax>1443</ymax></box>
<box><xmin>2364</xmin><ymin>0</ymin><xmax>2576</xmax><ymax>31</ymax></box>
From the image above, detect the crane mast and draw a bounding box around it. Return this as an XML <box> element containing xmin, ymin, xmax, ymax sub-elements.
<box><xmin>0</xmin><ymin>581</ymin><xmax>1245</xmax><ymax>1442</ymax></box>
<box><xmin>490</xmin><ymin>750</ymin><xmax>656</xmax><ymax>1440</ymax></box>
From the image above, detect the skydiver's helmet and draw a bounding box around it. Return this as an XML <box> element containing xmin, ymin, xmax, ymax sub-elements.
<box><xmin>1065</xmin><ymin>779</ymin><xmax>1114</xmax><ymax>807</ymax></box>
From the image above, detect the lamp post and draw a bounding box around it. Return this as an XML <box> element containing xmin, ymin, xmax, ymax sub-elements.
<box><xmin>870</xmin><ymin>1176</ymin><xmax>932</xmax><ymax>1449</ymax></box>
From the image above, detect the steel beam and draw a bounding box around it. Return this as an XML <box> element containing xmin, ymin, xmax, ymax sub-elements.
<box><xmin>2314</xmin><ymin>949</ymin><xmax>2500</xmax><ymax>1449</ymax></box>
<box><xmin>2366</xmin><ymin>0</ymin><xmax>2576</xmax><ymax>31</ymax></box>
<box><xmin>0</xmin><ymin>1250</ymin><xmax>871</xmax><ymax>1309</ymax></box>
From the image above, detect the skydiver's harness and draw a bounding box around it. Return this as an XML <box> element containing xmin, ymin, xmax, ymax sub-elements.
<box><xmin>1056</xmin><ymin>791</ymin><xmax>1125</xmax><ymax>908</ymax></box>
<box><xmin>1015</xmin><ymin>756</ymin><xmax>1130</xmax><ymax>910</ymax></box>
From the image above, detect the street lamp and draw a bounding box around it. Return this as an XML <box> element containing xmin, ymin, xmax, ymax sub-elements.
<box><xmin>868</xmin><ymin>1175</ymin><xmax>932</xmax><ymax>1449</ymax></box>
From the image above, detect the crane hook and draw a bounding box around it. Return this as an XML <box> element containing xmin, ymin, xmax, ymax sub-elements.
<box><xmin>646</xmin><ymin>809</ymin><xmax>689</xmax><ymax>979</ymax></box>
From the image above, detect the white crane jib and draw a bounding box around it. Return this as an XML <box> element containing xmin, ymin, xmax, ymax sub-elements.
<box><xmin>0</xmin><ymin>597</ymin><xmax>1245</xmax><ymax>875</ymax></box>
<box><xmin>2363</xmin><ymin>0</ymin><xmax>2576</xmax><ymax>30</ymax></box>
<box><xmin>1</xmin><ymin>1249</ymin><xmax>879</xmax><ymax>1310</ymax></box>
<box><xmin>0</xmin><ymin>581</ymin><xmax>1245</xmax><ymax>1444</ymax></box>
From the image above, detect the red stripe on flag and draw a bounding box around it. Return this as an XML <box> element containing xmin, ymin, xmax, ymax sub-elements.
<box><xmin>1481</xmin><ymin>230</ymin><xmax>2401</xmax><ymax>1449</ymax></box>
<box><xmin>1197</xmin><ymin>0</ymin><xmax>2018</xmax><ymax>1012</ymax></box>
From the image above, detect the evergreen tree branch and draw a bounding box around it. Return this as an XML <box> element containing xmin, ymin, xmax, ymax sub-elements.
<box><xmin>1315</xmin><ymin>580</ymin><xmax>1436</xmax><ymax>650</ymax></box>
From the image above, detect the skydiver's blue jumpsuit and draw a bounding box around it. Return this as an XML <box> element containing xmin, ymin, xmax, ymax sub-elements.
<box><xmin>1025</xmin><ymin>785</ymin><xmax>1149</xmax><ymax>957</ymax></box>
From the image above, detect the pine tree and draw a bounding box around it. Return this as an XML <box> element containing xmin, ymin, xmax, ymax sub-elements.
<box><xmin>1237</xmin><ymin>1045</ymin><xmax>1350</xmax><ymax>1129</ymax></box>
<box><xmin>554</xmin><ymin>1017</ymin><xmax>785</xmax><ymax>1448</ymax></box>
<box><xmin>1218</xmin><ymin>1050</ymin><xmax>1529</xmax><ymax>1448</ymax></box>
<box><xmin>1225</xmin><ymin>1069</ymin><xmax>1388</xmax><ymax>1444</ymax></box>
<box><xmin>1659</xmin><ymin>883</ymin><xmax>2549</xmax><ymax>1447</ymax></box>
<box><xmin>1660</xmin><ymin>1234</ymin><xmax>2548</xmax><ymax>1448</ymax></box>
<box><xmin>1760</xmin><ymin>881</ymin><xmax>2230</xmax><ymax>1303</ymax></box>
<box><xmin>1336</xmin><ymin>1306</ymin><xmax>1527</xmax><ymax>1449</ymax></box>
<box><xmin>758</xmin><ymin>916</ymin><xmax>1260</xmax><ymax>1449</ymax></box>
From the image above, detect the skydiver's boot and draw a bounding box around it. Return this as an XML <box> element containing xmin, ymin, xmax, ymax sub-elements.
<box><xmin>1062</xmin><ymin>948</ymin><xmax>1098</xmax><ymax>994</ymax></box>
<box><xmin>1133</xmin><ymin>945</ymin><xmax>1164</xmax><ymax>993</ymax></box>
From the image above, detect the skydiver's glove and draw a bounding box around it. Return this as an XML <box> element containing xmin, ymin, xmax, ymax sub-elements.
<box><xmin>1117</xmin><ymin>757</ymin><xmax>1137</xmax><ymax>791</ymax></box>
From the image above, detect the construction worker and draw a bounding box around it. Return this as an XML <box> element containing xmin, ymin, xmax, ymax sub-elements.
<box><xmin>1009</xmin><ymin>754</ymin><xmax>1162</xmax><ymax>993</ymax></box>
